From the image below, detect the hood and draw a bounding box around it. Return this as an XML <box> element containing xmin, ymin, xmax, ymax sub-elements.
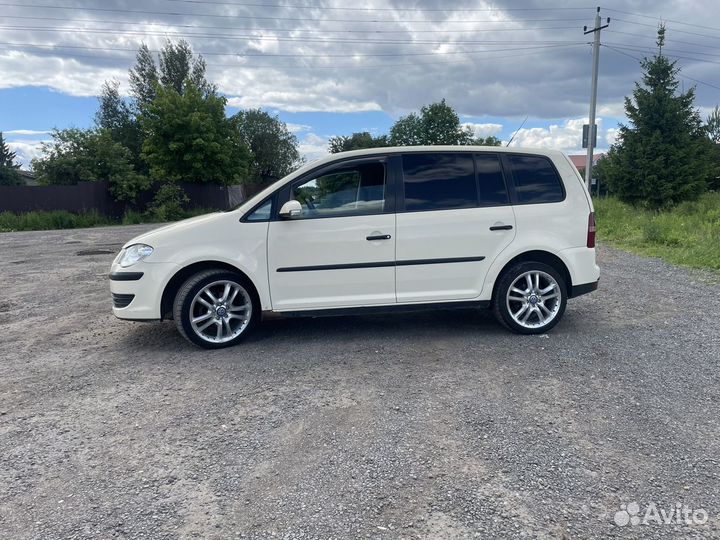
<box><xmin>123</xmin><ymin>212</ymin><xmax>225</xmax><ymax>249</ymax></box>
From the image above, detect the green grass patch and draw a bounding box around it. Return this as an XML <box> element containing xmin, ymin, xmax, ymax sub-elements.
<box><xmin>0</xmin><ymin>207</ymin><xmax>218</xmax><ymax>232</ymax></box>
<box><xmin>594</xmin><ymin>192</ymin><xmax>720</xmax><ymax>273</ymax></box>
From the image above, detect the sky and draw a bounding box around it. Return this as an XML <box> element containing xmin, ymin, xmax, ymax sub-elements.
<box><xmin>1</xmin><ymin>0</ymin><xmax>719</xmax><ymax>168</ymax></box>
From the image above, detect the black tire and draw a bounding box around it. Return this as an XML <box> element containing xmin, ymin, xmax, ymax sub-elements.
<box><xmin>173</xmin><ymin>269</ymin><xmax>259</xmax><ymax>349</ymax></box>
<box><xmin>492</xmin><ymin>261</ymin><xmax>568</xmax><ymax>334</ymax></box>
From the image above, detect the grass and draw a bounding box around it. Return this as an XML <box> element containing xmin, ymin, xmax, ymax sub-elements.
<box><xmin>0</xmin><ymin>208</ymin><xmax>217</xmax><ymax>232</ymax></box>
<box><xmin>594</xmin><ymin>192</ymin><xmax>720</xmax><ymax>274</ymax></box>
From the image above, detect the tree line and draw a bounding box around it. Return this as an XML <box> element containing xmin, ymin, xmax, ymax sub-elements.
<box><xmin>3</xmin><ymin>41</ymin><xmax>303</xmax><ymax>217</ymax></box>
<box><xmin>2</xmin><ymin>30</ymin><xmax>718</xmax><ymax>216</ymax></box>
<box><xmin>327</xmin><ymin>99</ymin><xmax>501</xmax><ymax>153</ymax></box>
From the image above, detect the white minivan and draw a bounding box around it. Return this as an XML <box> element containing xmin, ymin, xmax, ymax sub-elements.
<box><xmin>110</xmin><ymin>146</ymin><xmax>599</xmax><ymax>348</ymax></box>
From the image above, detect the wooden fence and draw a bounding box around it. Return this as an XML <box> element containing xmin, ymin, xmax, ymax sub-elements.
<box><xmin>0</xmin><ymin>181</ymin><xmax>245</xmax><ymax>216</ymax></box>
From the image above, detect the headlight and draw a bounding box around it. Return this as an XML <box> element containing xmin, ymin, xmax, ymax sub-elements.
<box><xmin>118</xmin><ymin>244</ymin><xmax>154</xmax><ymax>268</ymax></box>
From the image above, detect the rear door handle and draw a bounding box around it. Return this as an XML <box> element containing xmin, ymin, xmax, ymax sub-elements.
<box><xmin>366</xmin><ymin>234</ymin><xmax>392</xmax><ymax>241</ymax></box>
<box><xmin>489</xmin><ymin>224</ymin><xmax>513</xmax><ymax>231</ymax></box>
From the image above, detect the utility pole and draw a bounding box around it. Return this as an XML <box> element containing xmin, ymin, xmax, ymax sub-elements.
<box><xmin>583</xmin><ymin>7</ymin><xmax>609</xmax><ymax>192</ymax></box>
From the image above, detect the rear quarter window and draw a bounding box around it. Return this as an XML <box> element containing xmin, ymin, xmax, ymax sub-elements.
<box><xmin>506</xmin><ymin>154</ymin><xmax>564</xmax><ymax>204</ymax></box>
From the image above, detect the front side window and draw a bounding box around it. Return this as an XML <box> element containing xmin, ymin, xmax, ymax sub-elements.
<box><xmin>402</xmin><ymin>153</ymin><xmax>477</xmax><ymax>211</ymax></box>
<box><xmin>245</xmin><ymin>198</ymin><xmax>272</xmax><ymax>221</ymax></box>
<box><xmin>506</xmin><ymin>154</ymin><xmax>564</xmax><ymax>204</ymax></box>
<box><xmin>292</xmin><ymin>162</ymin><xmax>385</xmax><ymax>217</ymax></box>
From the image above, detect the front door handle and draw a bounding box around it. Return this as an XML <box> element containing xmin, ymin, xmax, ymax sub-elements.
<box><xmin>489</xmin><ymin>224</ymin><xmax>513</xmax><ymax>231</ymax></box>
<box><xmin>366</xmin><ymin>234</ymin><xmax>392</xmax><ymax>241</ymax></box>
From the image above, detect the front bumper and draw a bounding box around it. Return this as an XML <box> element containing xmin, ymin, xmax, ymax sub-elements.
<box><xmin>109</xmin><ymin>262</ymin><xmax>179</xmax><ymax>320</ymax></box>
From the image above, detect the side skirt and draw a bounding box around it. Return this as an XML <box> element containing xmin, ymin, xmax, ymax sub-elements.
<box><xmin>262</xmin><ymin>300</ymin><xmax>491</xmax><ymax>320</ymax></box>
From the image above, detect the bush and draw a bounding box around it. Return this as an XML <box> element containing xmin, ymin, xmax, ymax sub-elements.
<box><xmin>148</xmin><ymin>183</ymin><xmax>189</xmax><ymax>222</ymax></box>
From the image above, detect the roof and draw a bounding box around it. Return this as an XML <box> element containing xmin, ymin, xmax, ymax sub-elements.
<box><xmin>568</xmin><ymin>154</ymin><xmax>604</xmax><ymax>168</ymax></box>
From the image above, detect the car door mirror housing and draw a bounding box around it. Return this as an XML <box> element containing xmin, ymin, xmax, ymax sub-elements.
<box><xmin>279</xmin><ymin>200</ymin><xmax>303</xmax><ymax>219</ymax></box>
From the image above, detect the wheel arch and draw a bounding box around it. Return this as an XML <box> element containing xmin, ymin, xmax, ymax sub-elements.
<box><xmin>160</xmin><ymin>261</ymin><xmax>261</xmax><ymax>320</ymax></box>
<box><xmin>490</xmin><ymin>250</ymin><xmax>573</xmax><ymax>303</ymax></box>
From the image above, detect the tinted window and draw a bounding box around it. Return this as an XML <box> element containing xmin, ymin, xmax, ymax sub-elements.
<box><xmin>245</xmin><ymin>199</ymin><xmax>272</xmax><ymax>221</ymax></box>
<box><xmin>292</xmin><ymin>162</ymin><xmax>385</xmax><ymax>218</ymax></box>
<box><xmin>476</xmin><ymin>154</ymin><xmax>508</xmax><ymax>206</ymax></box>
<box><xmin>506</xmin><ymin>154</ymin><xmax>564</xmax><ymax>204</ymax></box>
<box><xmin>402</xmin><ymin>153</ymin><xmax>477</xmax><ymax>211</ymax></box>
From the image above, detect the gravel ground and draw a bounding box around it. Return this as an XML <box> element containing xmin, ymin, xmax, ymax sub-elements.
<box><xmin>0</xmin><ymin>224</ymin><xmax>719</xmax><ymax>540</ymax></box>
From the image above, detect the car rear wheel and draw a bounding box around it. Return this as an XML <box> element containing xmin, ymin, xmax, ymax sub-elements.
<box><xmin>493</xmin><ymin>262</ymin><xmax>567</xmax><ymax>334</ymax></box>
<box><xmin>173</xmin><ymin>269</ymin><xmax>258</xmax><ymax>349</ymax></box>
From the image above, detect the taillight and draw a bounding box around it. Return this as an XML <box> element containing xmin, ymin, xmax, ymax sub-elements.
<box><xmin>587</xmin><ymin>212</ymin><xmax>596</xmax><ymax>248</ymax></box>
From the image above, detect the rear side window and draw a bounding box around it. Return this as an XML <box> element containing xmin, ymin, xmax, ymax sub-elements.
<box><xmin>402</xmin><ymin>153</ymin><xmax>476</xmax><ymax>211</ymax></box>
<box><xmin>475</xmin><ymin>154</ymin><xmax>508</xmax><ymax>206</ymax></box>
<box><xmin>506</xmin><ymin>154</ymin><xmax>564</xmax><ymax>204</ymax></box>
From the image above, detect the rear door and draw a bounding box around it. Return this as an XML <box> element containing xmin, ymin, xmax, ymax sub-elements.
<box><xmin>395</xmin><ymin>152</ymin><xmax>516</xmax><ymax>303</ymax></box>
<box><xmin>267</xmin><ymin>156</ymin><xmax>397</xmax><ymax>311</ymax></box>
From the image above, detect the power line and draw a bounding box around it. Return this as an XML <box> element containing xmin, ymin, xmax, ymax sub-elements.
<box><xmin>0</xmin><ymin>40</ymin><xmax>581</xmax><ymax>59</ymax></box>
<box><xmin>0</xmin><ymin>3</ymin><xmax>589</xmax><ymax>25</ymax></box>
<box><xmin>604</xmin><ymin>42</ymin><xmax>720</xmax><ymax>60</ymax></box>
<box><xmin>603</xmin><ymin>8</ymin><xmax>720</xmax><ymax>33</ymax></box>
<box><xmin>0</xmin><ymin>25</ymin><xmax>586</xmax><ymax>46</ymax></box>
<box><xmin>603</xmin><ymin>43</ymin><xmax>720</xmax><ymax>66</ymax></box>
<box><xmin>612</xmin><ymin>18</ymin><xmax>720</xmax><ymax>42</ymax></box>
<box><xmin>0</xmin><ymin>15</ymin><xmax>581</xmax><ymax>34</ymax></box>
<box><xmin>606</xmin><ymin>29</ymin><xmax>719</xmax><ymax>50</ymax></box>
<box><xmin>160</xmin><ymin>0</ymin><xmax>595</xmax><ymax>13</ymax></box>
<box><xmin>0</xmin><ymin>43</ymin><xmax>585</xmax><ymax>70</ymax></box>
<box><xmin>602</xmin><ymin>44</ymin><xmax>720</xmax><ymax>91</ymax></box>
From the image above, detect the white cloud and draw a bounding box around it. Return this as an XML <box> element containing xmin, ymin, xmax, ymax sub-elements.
<box><xmin>508</xmin><ymin>118</ymin><xmax>614</xmax><ymax>153</ymax></box>
<box><xmin>0</xmin><ymin>1</ymin><xmax>718</xmax><ymax>122</ymax></box>
<box><xmin>285</xmin><ymin>123</ymin><xmax>312</xmax><ymax>134</ymax></box>
<box><xmin>3</xmin><ymin>129</ymin><xmax>50</xmax><ymax>136</ymax></box>
<box><xmin>605</xmin><ymin>127</ymin><xmax>619</xmax><ymax>147</ymax></box>
<box><xmin>298</xmin><ymin>133</ymin><xmax>330</xmax><ymax>163</ymax></box>
<box><xmin>462</xmin><ymin>122</ymin><xmax>503</xmax><ymax>138</ymax></box>
<box><xmin>7</xmin><ymin>139</ymin><xmax>49</xmax><ymax>167</ymax></box>
<box><xmin>226</xmin><ymin>92</ymin><xmax>381</xmax><ymax>114</ymax></box>
<box><xmin>0</xmin><ymin>51</ymin><xmax>127</xmax><ymax>97</ymax></box>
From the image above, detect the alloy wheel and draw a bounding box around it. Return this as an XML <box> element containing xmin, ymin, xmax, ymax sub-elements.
<box><xmin>189</xmin><ymin>280</ymin><xmax>252</xmax><ymax>344</ymax></box>
<box><xmin>505</xmin><ymin>270</ymin><xmax>562</xmax><ymax>329</ymax></box>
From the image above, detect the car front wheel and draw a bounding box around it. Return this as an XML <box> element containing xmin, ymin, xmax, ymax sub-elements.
<box><xmin>493</xmin><ymin>262</ymin><xmax>567</xmax><ymax>334</ymax></box>
<box><xmin>173</xmin><ymin>270</ymin><xmax>258</xmax><ymax>349</ymax></box>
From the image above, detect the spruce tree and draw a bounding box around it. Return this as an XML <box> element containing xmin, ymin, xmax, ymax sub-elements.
<box><xmin>0</xmin><ymin>132</ymin><xmax>22</xmax><ymax>185</ymax></box>
<box><xmin>603</xmin><ymin>26</ymin><xmax>716</xmax><ymax>209</ymax></box>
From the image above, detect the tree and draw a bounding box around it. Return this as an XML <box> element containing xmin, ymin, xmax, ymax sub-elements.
<box><xmin>140</xmin><ymin>83</ymin><xmax>250</xmax><ymax>185</ymax></box>
<box><xmin>706</xmin><ymin>105</ymin><xmax>720</xmax><ymax>191</ymax></box>
<box><xmin>475</xmin><ymin>135</ymin><xmax>502</xmax><ymax>146</ymax></box>
<box><xmin>96</xmin><ymin>79</ymin><xmax>145</xmax><ymax>172</ymax></box>
<box><xmin>32</xmin><ymin>128</ymin><xmax>149</xmax><ymax>205</ymax></box>
<box><xmin>706</xmin><ymin>105</ymin><xmax>720</xmax><ymax>143</ymax></box>
<box><xmin>129</xmin><ymin>40</ymin><xmax>214</xmax><ymax>112</ymax></box>
<box><xmin>129</xmin><ymin>44</ymin><xmax>158</xmax><ymax>111</ymax></box>
<box><xmin>328</xmin><ymin>132</ymin><xmax>388</xmax><ymax>153</ymax></box>
<box><xmin>159</xmin><ymin>40</ymin><xmax>215</xmax><ymax>97</ymax></box>
<box><xmin>232</xmin><ymin>109</ymin><xmax>301</xmax><ymax>193</ymax></box>
<box><xmin>601</xmin><ymin>27</ymin><xmax>716</xmax><ymax>209</ymax></box>
<box><xmin>389</xmin><ymin>99</ymin><xmax>477</xmax><ymax>146</ymax></box>
<box><xmin>0</xmin><ymin>132</ymin><xmax>22</xmax><ymax>186</ymax></box>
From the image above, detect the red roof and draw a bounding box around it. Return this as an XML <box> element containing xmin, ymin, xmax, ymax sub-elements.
<box><xmin>568</xmin><ymin>154</ymin><xmax>604</xmax><ymax>169</ymax></box>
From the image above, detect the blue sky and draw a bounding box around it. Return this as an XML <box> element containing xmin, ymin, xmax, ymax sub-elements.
<box><xmin>2</xmin><ymin>0</ymin><xmax>719</xmax><ymax>168</ymax></box>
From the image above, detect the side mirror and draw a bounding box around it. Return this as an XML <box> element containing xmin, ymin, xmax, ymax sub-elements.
<box><xmin>279</xmin><ymin>200</ymin><xmax>303</xmax><ymax>219</ymax></box>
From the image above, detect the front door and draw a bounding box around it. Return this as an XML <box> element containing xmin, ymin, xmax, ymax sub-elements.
<box><xmin>268</xmin><ymin>158</ymin><xmax>396</xmax><ymax>311</ymax></box>
<box><xmin>395</xmin><ymin>152</ymin><xmax>516</xmax><ymax>303</ymax></box>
